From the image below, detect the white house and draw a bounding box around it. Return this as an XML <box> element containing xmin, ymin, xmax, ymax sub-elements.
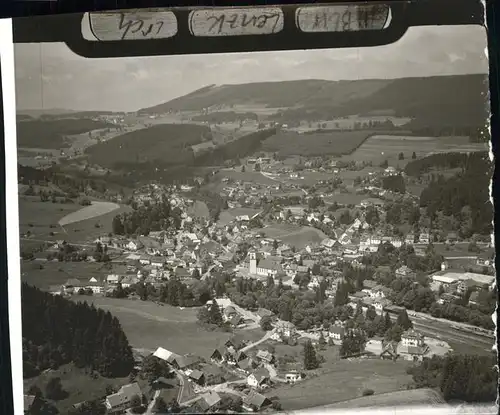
<box><xmin>401</xmin><ymin>329</ymin><xmax>425</xmax><ymax>348</ymax></box>
<box><xmin>126</xmin><ymin>241</ymin><xmax>141</xmax><ymax>251</ymax></box>
<box><xmin>329</xmin><ymin>325</ymin><xmax>345</xmax><ymax>343</ymax></box>
<box><xmin>86</xmin><ymin>277</ymin><xmax>104</xmax><ymax>294</ymax></box>
<box><xmin>285</xmin><ymin>372</ymin><xmax>302</xmax><ymax>383</ymax></box>
<box><xmin>247</xmin><ymin>368</ymin><xmax>270</xmax><ymax>389</ymax></box>
<box><xmin>419</xmin><ymin>233</ymin><xmax>430</xmax><ymax>244</ymax></box>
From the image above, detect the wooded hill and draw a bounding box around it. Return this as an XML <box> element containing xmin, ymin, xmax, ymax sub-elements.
<box><xmin>138</xmin><ymin>75</ymin><xmax>488</xmax><ymax>129</ymax></box>
<box><xmin>17</xmin><ymin>118</ymin><xmax>113</xmax><ymax>149</ymax></box>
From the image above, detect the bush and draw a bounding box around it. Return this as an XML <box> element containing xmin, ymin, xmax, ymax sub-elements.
<box><xmin>362</xmin><ymin>389</ymin><xmax>374</xmax><ymax>396</ymax></box>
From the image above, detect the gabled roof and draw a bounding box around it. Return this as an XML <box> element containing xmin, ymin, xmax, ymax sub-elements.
<box><xmin>106</xmin><ymin>383</ymin><xmax>142</xmax><ymax>409</ymax></box>
<box><xmin>244</xmin><ymin>390</ymin><xmax>270</xmax><ymax>408</ymax></box>
<box><xmin>201</xmin><ymin>391</ymin><xmax>221</xmax><ymax>408</ymax></box>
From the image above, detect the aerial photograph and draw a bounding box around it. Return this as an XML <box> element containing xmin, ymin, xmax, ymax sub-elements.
<box><xmin>14</xmin><ymin>21</ymin><xmax>497</xmax><ymax>415</ymax></box>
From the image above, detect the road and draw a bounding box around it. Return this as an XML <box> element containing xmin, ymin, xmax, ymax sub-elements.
<box><xmin>144</xmin><ymin>390</ymin><xmax>161</xmax><ymax>415</ymax></box>
<box><xmin>240</xmin><ymin>328</ymin><xmax>276</xmax><ymax>353</ymax></box>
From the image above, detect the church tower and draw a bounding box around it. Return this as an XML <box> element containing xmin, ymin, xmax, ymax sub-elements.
<box><xmin>249</xmin><ymin>250</ymin><xmax>258</xmax><ymax>275</ymax></box>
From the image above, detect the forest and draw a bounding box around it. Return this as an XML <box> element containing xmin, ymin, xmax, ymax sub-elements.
<box><xmin>193</xmin><ymin>128</ymin><xmax>277</xmax><ymax>166</ymax></box>
<box><xmin>112</xmin><ymin>196</ymin><xmax>181</xmax><ymax>236</ymax></box>
<box><xmin>418</xmin><ymin>152</ymin><xmax>492</xmax><ymax>236</ymax></box>
<box><xmin>404</xmin><ymin>151</ymin><xmax>488</xmax><ymax>177</ymax></box>
<box><xmin>17</xmin><ymin>118</ymin><xmax>113</xmax><ymax>149</ymax></box>
<box><xmin>22</xmin><ymin>284</ymin><xmax>134</xmax><ymax>379</ymax></box>
<box><xmin>407</xmin><ymin>353</ymin><xmax>497</xmax><ymax>403</ymax></box>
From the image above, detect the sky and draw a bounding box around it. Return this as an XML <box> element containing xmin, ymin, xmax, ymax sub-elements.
<box><xmin>14</xmin><ymin>25</ymin><xmax>488</xmax><ymax>112</ymax></box>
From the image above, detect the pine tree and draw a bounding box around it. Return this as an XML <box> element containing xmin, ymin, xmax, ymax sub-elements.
<box><xmin>303</xmin><ymin>340</ymin><xmax>319</xmax><ymax>370</ymax></box>
<box><xmin>396</xmin><ymin>310</ymin><xmax>413</xmax><ymax>330</ymax></box>
<box><xmin>45</xmin><ymin>377</ymin><xmax>66</xmax><ymax>401</ymax></box>
<box><xmin>334</xmin><ymin>282</ymin><xmax>349</xmax><ymax>307</ymax></box>
<box><xmin>208</xmin><ymin>299</ymin><xmax>223</xmax><ymax>326</ymax></box>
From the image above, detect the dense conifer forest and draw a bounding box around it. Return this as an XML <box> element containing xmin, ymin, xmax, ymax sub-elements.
<box><xmin>22</xmin><ymin>283</ymin><xmax>134</xmax><ymax>379</ymax></box>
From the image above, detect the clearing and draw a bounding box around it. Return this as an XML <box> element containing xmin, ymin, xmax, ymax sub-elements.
<box><xmin>78</xmin><ymin>297</ymin><xmax>237</xmax><ymax>358</ymax></box>
<box><xmin>59</xmin><ymin>201</ymin><xmax>120</xmax><ymax>226</ymax></box>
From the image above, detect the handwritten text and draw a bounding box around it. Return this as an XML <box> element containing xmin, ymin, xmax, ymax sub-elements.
<box><xmin>190</xmin><ymin>8</ymin><xmax>284</xmax><ymax>37</ymax></box>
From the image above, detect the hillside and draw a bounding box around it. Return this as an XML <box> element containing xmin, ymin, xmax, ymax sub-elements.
<box><xmin>84</xmin><ymin>123</ymin><xmax>211</xmax><ymax>169</ymax></box>
<box><xmin>138</xmin><ymin>74</ymin><xmax>488</xmax><ymax>128</ymax></box>
<box><xmin>17</xmin><ymin>118</ymin><xmax>114</xmax><ymax>149</ymax></box>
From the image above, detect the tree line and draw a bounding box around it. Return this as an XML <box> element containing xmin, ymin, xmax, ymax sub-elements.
<box><xmin>22</xmin><ymin>283</ymin><xmax>134</xmax><ymax>379</ymax></box>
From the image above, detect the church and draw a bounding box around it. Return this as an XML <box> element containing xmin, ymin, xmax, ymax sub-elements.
<box><xmin>248</xmin><ymin>251</ymin><xmax>283</xmax><ymax>278</ymax></box>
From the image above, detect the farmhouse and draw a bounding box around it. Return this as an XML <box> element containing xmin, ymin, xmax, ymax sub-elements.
<box><xmin>195</xmin><ymin>391</ymin><xmax>222</xmax><ymax>412</ymax></box>
<box><xmin>186</xmin><ymin>369</ymin><xmax>205</xmax><ymax>385</ymax></box>
<box><xmin>62</xmin><ymin>278</ymin><xmax>84</xmax><ymax>295</ymax></box>
<box><xmin>105</xmin><ymin>382</ymin><xmax>142</xmax><ymax>414</ymax></box>
<box><xmin>247</xmin><ymin>368</ymin><xmax>271</xmax><ymax>389</ymax></box>
<box><xmin>255</xmin><ymin>349</ymin><xmax>275</xmax><ymax>364</ymax></box>
<box><xmin>86</xmin><ymin>277</ymin><xmax>104</xmax><ymax>294</ymax></box>
<box><xmin>243</xmin><ymin>391</ymin><xmax>272</xmax><ymax>412</ymax></box>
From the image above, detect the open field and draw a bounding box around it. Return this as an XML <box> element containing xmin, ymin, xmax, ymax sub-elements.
<box><xmin>286</xmin><ymin>116</ymin><xmax>412</xmax><ymax>133</ymax></box>
<box><xmin>267</xmin><ymin>358</ymin><xmax>414</xmax><ymax>410</ymax></box>
<box><xmin>344</xmin><ymin>135</ymin><xmax>488</xmax><ymax>165</ymax></box>
<box><xmin>258</xmin><ymin>224</ymin><xmax>327</xmax><ymax>248</ymax></box>
<box><xmin>75</xmin><ymin>297</ymin><xmax>234</xmax><ymax>358</ymax></box>
<box><xmin>59</xmin><ymin>201</ymin><xmax>120</xmax><ymax>226</ymax></box>
<box><xmin>316</xmin><ymin>388</ymin><xmax>445</xmax><ymax>410</ymax></box>
<box><xmin>19</xmin><ymin>197</ymin><xmax>82</xmax><ymax>238</ymax></box>
<box><xmin>21</xmin><ymin>261</ymin><xmax>111</xmax><ymax>290</ymax></box>
<box><xmin>19</xmin><ymin>196</ymin><xmax>131</xmax><ymax>247</ymax></box>
<box><xmin>23</xmin><ymin>363</ymin><xmax>132</xmax><ymax>413</ymax></box>
<box><xmin>61</xmin><ymin>204</ymin><xmax>132</xmax><ymax>243</ymax></box>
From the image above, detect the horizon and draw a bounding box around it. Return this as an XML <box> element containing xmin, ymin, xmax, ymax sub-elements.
<box><xmin>16</xmin><ymin>71</ymin><xmax>489</xmax><ymax>115</ymax></box>
<box><xmin>15</xmin><ymin>25</ymin><xmax>488</xmax><ymax>112</ymax></box>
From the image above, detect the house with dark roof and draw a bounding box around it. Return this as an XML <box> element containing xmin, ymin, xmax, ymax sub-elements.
<box><xmin>255</xmin><ymin>349</ymin><xmax>275</xmax><ymax>364</ymax></box>
<box><xmin>186</xmin><ymin>369</ymin><xmax>205</xmax><ymax>385</ymax></box>
<box><xmin>237</xmin><ymin>357</ymin><xmax>259</xmax><ymax>373</ymax></box>
<box><xmin>105</xmin><ymin>382</ymin><xmax>142</xmax><ymax>413</ymax></box>
<box><xmin>225</xmin><ymin>336</ymin><xmax>248</xmax><ymax>351</ymax></box>
<box><xmin>243</xmin><ymin>390</ymin><xmax>272</xmax><ymax>411</ymax></box>
<box><xmin>380</xmin><ymin>341</ymin><xmax>399</xmax><ymax>361</ymax></box>
<box><xmin>194</xmin><ymin>391</ymin><xmax>222</xmax><ymax>412</ymax></box>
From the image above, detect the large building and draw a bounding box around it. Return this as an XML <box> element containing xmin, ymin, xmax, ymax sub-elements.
<box><xmin>249</xmin><ymin>251</ymin><xmax>283</xmax><ymax>278</ymax></box>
